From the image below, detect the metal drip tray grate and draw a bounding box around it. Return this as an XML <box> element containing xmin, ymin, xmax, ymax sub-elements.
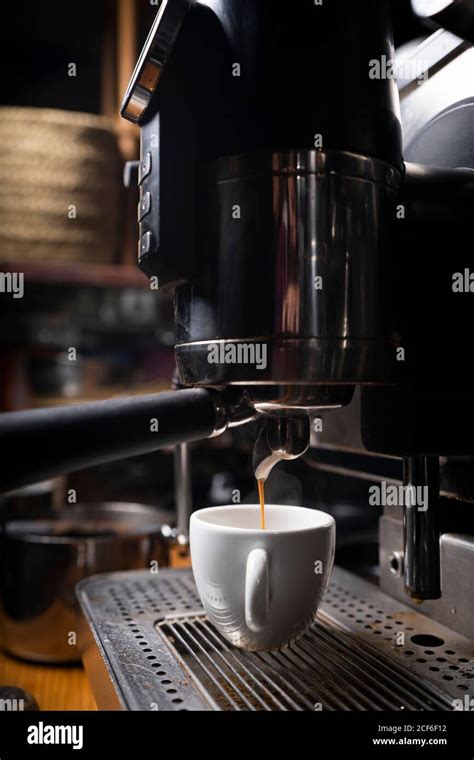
<box><xmin>159</xmin><ymin>616</ymin><xmax>449</xmax><ymax>711</ymax></box>
<box><xmin>77</xmin><ymin>567</ymin><xmax>474</xmax><ymax>711</ymax></box>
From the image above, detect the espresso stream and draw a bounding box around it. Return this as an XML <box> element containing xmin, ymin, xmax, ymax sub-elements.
<box><xmin>257</xmin><ymin>478</ymin><xmax>266</xmax><ymax>530</ymax></box>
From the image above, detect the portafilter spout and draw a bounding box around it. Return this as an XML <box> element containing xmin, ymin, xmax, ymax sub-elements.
<box><xmin>253</xmin><ymin>416</ymin><xmax>311</xmax><ymax>483</ymax></box>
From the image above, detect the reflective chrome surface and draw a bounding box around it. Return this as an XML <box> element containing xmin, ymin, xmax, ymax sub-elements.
<box><xmin>0</xmin><ymin>503</ymin><xmax>168</xmax><ymax>663</ymax></box>
<box><xmin>398</xmin><ymin>31</ymin><xmax>473</xmax><ymax>148</ymax></box>
<box><xmin>176</xmin><ymin>149</ymin><xmax>402</xmax><ymax>399</ymax></box>
<box><xmin>253</xmin><ymin>416</ymin><xmax>311</xmax><ymax>481</ymax></box>
<box><xmin>412</xmin><ymin>0</ymin><xmax>474</xmax><ymax>44</ymax></box>
<box><xmin>382</xmin><ymin>517</ymin><xmax>474</xmax><ymax>639</ymax></box>
<box><xmin>250</xmin><ymin>384</ymin><xmax>354</xmax><ymax>414</ymax></box>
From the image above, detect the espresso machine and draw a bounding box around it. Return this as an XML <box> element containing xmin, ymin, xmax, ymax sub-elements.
<box><xmin>1</xmin><ymin>0</ymin><xmax>474</xmax><ymax>710</ymax></box>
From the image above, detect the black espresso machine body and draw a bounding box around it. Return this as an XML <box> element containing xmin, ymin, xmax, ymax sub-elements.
<box><xmin>129</xmin><ymin>0</ymin><xmax>404</xmax><ymax>408</ymax></box>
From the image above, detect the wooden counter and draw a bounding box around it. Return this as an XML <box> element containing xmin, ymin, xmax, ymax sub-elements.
<box><xmin>0</xmin><ymin>652</ymin><xmax>97</xmax><ymax>711</ymax></box>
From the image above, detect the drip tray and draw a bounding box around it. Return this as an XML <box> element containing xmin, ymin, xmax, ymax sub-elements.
<box><xmin>77</xmin><ymin>567</ymin><xmax>474</xmax><ymax>711</ymax></box>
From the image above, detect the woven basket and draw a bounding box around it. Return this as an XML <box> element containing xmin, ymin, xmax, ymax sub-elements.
<box><xmin>0</xmin><ymin>107</ymin><xmax>123</xmax><ymax>264</ymax></box>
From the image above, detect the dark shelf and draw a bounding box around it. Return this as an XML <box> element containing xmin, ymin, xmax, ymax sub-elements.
<box><xmin>0</xmin><ymin>261</ymin><xmax>149</xmax><ymax>289</ymax></box>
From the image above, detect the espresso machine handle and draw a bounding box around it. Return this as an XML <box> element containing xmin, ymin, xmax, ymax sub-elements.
<box><xmin>0</xmin><ymin>389</ymin><xmax>220</xmax><ymax>495</ymax></box>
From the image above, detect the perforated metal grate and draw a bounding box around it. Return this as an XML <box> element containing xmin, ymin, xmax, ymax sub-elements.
<box><xmin>323</xmin><ymin>579</ymin><xmax>474</xmax><ymax>698</ymax></box>
<box><xmin>77</xmin><ymin>567</ymin><xmax>474</xmax><ymax>711</ymax></box>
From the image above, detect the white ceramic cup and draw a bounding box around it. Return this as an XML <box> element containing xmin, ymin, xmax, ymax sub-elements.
<box><xmin>190</xmin><ymin>504</ymin><xmax>335</xmax><ymax>651</ymax></box>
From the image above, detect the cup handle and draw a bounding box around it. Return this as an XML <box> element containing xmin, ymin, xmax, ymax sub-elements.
<box><xmin>245</xmin><ymin>549</ymin><xmax>269</xmax><ymax>632</ymax></box>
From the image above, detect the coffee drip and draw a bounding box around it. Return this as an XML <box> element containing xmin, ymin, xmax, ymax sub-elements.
<box><xmin>257</xmin><ymin>478</ymin><xmax>266</xmax><ymax>530</ymax></box>
<box><xmin>253</xmin><ymin>418</ymin><xmax>311</xmax><ymax>530</ymax></box>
